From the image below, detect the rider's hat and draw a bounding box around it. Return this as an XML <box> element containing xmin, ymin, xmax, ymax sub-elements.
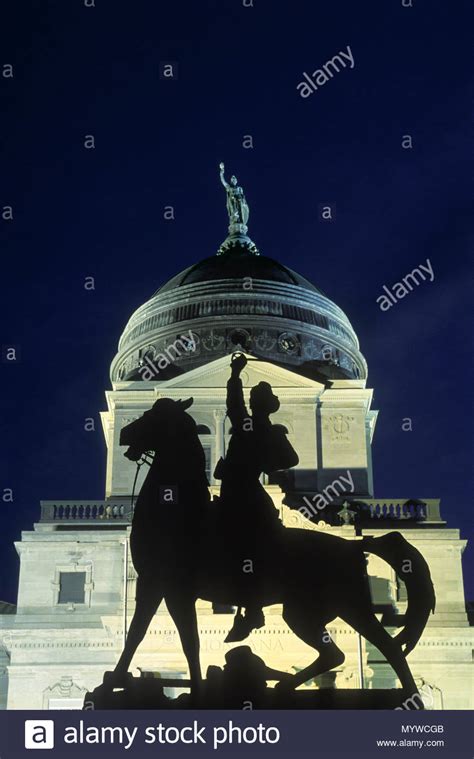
<box><xmin>249</xmin><ymin>382</ymin><xmax>280</xmax><ymax>414</ymax></box>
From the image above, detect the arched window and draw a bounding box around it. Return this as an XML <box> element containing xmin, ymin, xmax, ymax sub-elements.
<box><xmin>196</xmin><ymin>424</ymin><xmax>211</xmax><ymax>435</ymax></box>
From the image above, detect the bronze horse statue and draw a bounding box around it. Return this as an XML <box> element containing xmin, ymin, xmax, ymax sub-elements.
<box><xmin>111</xmin><ymin>396</ymin><xmax>435</xmax><ymax>702</ymax></box>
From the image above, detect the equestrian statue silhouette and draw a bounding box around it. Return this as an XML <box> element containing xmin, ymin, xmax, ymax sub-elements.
<box><xmin>110</xmin><ymin>353</ymin><xmax>435</xmax><ymax>703</ymax></box>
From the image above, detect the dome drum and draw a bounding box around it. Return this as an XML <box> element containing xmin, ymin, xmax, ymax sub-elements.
<box><xmin>112</xmin><ymin>313</ymin><xmax>366</xmax><ymax>382</ymax></box>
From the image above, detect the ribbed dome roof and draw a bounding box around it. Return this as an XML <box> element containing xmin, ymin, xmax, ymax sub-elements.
<box><xmin>155</xmin><ymin>247</ymin><xmax>322</xmax><ymax>296</ymax></box>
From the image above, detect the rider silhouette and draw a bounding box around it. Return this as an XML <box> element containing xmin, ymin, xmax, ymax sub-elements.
<box><xmin>216</xmin><ymin>353</ymin><xmax>299</xmax><ymax>642</ymax></box>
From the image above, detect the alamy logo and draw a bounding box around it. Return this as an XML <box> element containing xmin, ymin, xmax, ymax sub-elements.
<box><xmin>24</xmin><ymin>720</ymin><xmax>55</xmax><ymax>749</ymax></box>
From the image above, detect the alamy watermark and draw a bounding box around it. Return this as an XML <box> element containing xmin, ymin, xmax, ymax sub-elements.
<box><xmin>297</xmin><ymin>46</ymin><xmax>354</xmax><ymax>99</ymax></box>
<box><xmin>138</xmin><ymin>330</ymin><xmax>196</xmax><ymax>380</ymax></box>
<box><xmin>376</xmin><ymin>258</ymin><xmax>434</xmax><ymax>311</ymax></box>
<box><xmin>299</xmin><ymin>470</ymin><xmax>354</xmax><ymax>520</ymax></box>
<box><xmin>396</xmin><ymin>687</ymin><xmax>434</xmax><ymax>711</ymax></box>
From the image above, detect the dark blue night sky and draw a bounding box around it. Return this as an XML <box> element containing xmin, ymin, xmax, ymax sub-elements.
<box><xmin>0</xmin><ymin>0</ymin><xmax>472</xmax><ymax>603</ymax></box>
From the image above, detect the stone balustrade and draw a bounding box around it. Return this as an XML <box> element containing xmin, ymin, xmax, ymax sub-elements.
<box><xmin>362</xmin><ymin>499</ymin><xmax>443</xmax><ymax>523</ymax></box>
<box><xmin>39</xmin><ymin>501</ymin><xmax>132</xmax><ymax>523</ymax></box>
<box><xmin>39</xmin><ymin>498</ymin><xmax>443</xmax><ymax>525</ymax></box>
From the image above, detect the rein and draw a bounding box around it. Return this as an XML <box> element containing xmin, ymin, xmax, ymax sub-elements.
<box><xmin>131</xmin><ymin>452</ymin><xmax>154</xmax><ymax>510</ymax></box>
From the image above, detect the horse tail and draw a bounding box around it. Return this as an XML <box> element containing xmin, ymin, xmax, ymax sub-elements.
<box><xmin>361</xmin><ymin>531</ymin><xmax>435</xmax><ymax>655</ymax></box>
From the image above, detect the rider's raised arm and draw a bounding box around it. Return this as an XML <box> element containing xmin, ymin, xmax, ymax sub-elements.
<box><xmin>226</xmin><ymin>375</ymin><xmax>248</xmax><ymax>428</ymax></box>
<box><xmin>226</xmin><ymin>354</ymin><xmax>249</xmax><ymax>428</ymax></box>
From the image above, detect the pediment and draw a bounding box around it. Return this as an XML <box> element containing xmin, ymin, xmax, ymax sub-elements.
<box><xmin>160</xmin><ymin>354</ymin><xmax>325</xmax><ymax>391</ymax></box>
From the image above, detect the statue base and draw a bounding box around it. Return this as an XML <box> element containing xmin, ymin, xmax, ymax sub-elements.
<box><xmin>217</xmin><ymin>228</ymin><xmax>259</xmax><ymax>255</ymax></box>
<box><xmin>84</xmin><ymin>675</ymin><xmax>418</xmax><ymax>710</ymax></box>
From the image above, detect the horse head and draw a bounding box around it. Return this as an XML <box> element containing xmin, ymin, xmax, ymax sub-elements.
<box><xmin>120</xmin><ymin>397</ymin><xmax>195</xmax><ymax>459</ymax></box>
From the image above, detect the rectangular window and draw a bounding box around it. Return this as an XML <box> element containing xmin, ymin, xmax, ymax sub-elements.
<box><xmin>58</xmin><ymin>572</ymin><xmax>86</xmax><ymax>604</ymax></box>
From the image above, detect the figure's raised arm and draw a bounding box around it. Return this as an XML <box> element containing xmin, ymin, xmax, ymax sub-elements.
<box><xmin>226</xmin><ymin>353</ymin><xmax>248</xmax><ymax>427</ymax></box>
<box><xmin>219</xmin><ymin>162</ymin><xmax>229</xmax><ymax>190</ymax></box>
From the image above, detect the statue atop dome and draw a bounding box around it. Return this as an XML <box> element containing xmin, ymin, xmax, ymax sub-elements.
<box><xmin>218</xmin><ymin>163</ymin><xmax>259</xmax><ymax>255</ymax></box>
<box><xmin>219</xmin><ymin>162</ymin><xmax>250</xmax><ymax>227</ymax></box>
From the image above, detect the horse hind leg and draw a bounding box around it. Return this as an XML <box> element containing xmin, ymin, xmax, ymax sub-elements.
<box><xmin>282</xmin><ymin>603</ymin><xmax>345</xmax><ymax>689</ymax></box>
<box><xmin>340</xmin><ymin>606</ymin><xmax>419</xmax><ymax>702</ymax></box>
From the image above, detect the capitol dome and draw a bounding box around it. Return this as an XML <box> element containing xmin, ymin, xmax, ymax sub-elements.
<box><xmin>110</xmin><ymin>168</ymin><xmax>367</xmax><ymax>384</ymax></box>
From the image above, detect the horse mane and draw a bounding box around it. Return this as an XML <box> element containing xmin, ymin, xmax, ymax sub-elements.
<box><xmin>163</xmin><ymin>412</ymin><xmax>207</xmax><ymax>476</ymax></box>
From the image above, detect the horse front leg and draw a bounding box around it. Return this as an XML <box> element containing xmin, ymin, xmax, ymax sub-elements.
<box><xmin>112</xmin><ymin>574</ymin><xmax>163</xmax><ymax>680</ymax></box>
<box><xmin>166</xmin><ymin>592</ymin><xmax>202</xmax><ymax>699</ymax></box>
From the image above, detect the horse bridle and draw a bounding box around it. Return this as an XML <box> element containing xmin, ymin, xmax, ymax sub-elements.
<box><xmin>131</xmin><ymin>452</ymin><xmax>154</xmax><ymax>510</ymax></box>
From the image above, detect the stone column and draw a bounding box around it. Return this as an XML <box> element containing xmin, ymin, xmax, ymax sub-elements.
<box><xmin>214</xmin><ymin>408</ymin><xmax>225</xmax><ymax>464</ymax></box>
<box><xmin>213</xmin><ymin>408</ymin><xmax>226</xmax><ymax>474</ymax></box>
